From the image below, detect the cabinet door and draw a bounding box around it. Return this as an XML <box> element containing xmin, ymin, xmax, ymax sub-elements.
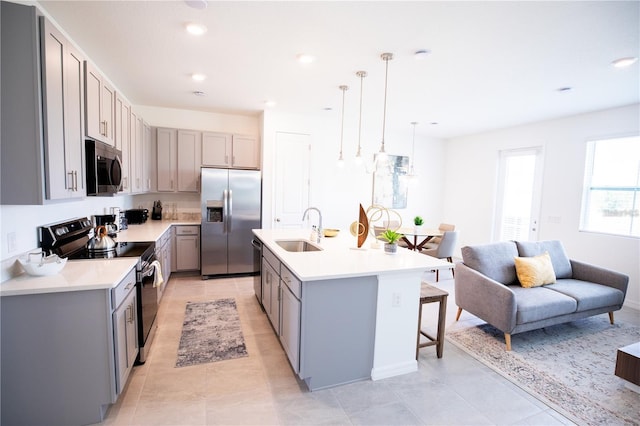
<box><xmin>113</xmin><ymin>289</ymin><xmax>137</xmax><ymax>394</ymax></box>
<box><xmin>84</xmin><ymin>63</ymin><xmax>102</xmax><ymax>141</ymax></box>
<box><xmin>232</xmin><ymin>135</ymin><xmax>259</xmax><ymax>169</ymax></box>
<box><xmin>41</xmin><ymin>18</ymin><xmax>85</xmax><ymax>200</ymax></box>
<box><xmin>143</xmin><ymin>122</ymin><xmax>152</xmax><ymax>191</ymax></box>
<box><xmin>262</xmin><ymin>259</ymin><xmax>281</xmax><ymax>334</ymax></box>
<box><xmin>176</xmin><ymin>235</ymin><xmax>200</xmax><ymax>271</ymax></box>
<box><xmin>101</xmin><ymin>80</ymin><xmax>115</xmax><ymax>146</ymax></box>
<box><xmin>202</xmin><ymin>132</ymin><xmax>231</xmax><ymax>167</ymax></box>
<box><xmin>115</xmin><ymin>94</ymin><xmax>131</xmax><ymax>193</ymax></box>
<box><xmin>177</xmin><ymin>130</ymin><xmax>201</xmax><ymax>192</ymax></box>
<box><xmin>280</xmin><ymin>282</ymin><xmax>301</xmax><ymax>373</ymax></box>
<box><xmin>130</xmin><ymin>111</ymin><xmax>144</xmax><ymax>193</ymax></box>
<box><xmin>156</xmin><ymin>128</ymin><xmax>177</xmax><ymax>191</ymax></box>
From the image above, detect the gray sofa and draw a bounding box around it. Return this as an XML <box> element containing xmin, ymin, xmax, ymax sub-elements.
<box><xmin>454</xmin><ymin>240</ymin><xmax>629</xmax><ymax>350</ymax></box>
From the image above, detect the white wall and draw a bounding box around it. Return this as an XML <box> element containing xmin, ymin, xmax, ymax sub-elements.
<box><xmin>260</xmin><ymin>109</ymin><xmax>447</xmax><ymax>233</ymax></box>
<box><xmin>443</xmin><ymin>103</ymin><xmax>640</xmax><ymax>309</ymax></box>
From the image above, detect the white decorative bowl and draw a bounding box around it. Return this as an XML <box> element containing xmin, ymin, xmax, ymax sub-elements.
<box><xmin>18</xmin><ymin>255</ymin><xmax>67</xmax><ymax>276</ymax></box>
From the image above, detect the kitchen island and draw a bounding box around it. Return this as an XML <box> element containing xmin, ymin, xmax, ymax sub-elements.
<box><xmin>253</xmin><ymin>229</ymin><xmax>453</xmax><ymax>390</ymax></box>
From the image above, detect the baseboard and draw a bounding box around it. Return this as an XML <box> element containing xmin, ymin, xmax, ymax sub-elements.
<box><xmin>370</xmin><ymin>360</ymin><xmax>417</xmax><ymax>381</ymax></box>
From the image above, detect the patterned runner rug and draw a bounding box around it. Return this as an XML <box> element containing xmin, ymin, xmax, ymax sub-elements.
<box><xmin>447</xmin><ymin>316</ymin><xmax>640</xmax><ymax>425</ymax></box>
<box><xmin>176</xmin><ymin>299</ymin><xmax>248</xmax><ymax>368</ymax></box>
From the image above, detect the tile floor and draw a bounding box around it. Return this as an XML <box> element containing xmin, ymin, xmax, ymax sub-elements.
<box><xmin>100</xmin><ymin>270</ymin><xmax>638</xmax><ymax>425</ymax></box>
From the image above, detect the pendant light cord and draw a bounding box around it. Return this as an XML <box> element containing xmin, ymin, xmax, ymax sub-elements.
<box><xmin>380</xmin><ymin>53</ymin><xmax>393</xmax><ymax>154</ymax></box>
<box><xmin>338</xmin><ymin>85</ymin><xmax>348</xmax><ymax>161</ymax></box>
<box><xmin>356</xmin><ymin>71</ymin><xmax>367</xmax><ymax>157</ymax></box>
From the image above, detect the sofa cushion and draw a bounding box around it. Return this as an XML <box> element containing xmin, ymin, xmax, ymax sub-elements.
<box><xmin>516</xmin><ymin>240</ymin><xmax>572</xmax><ymax>279</ymax></box>
<box><xmin>509</xmin><ymin>285</ymin><xmax>577</xmax><ymax>324</ymax></box>
<box><xmin>461</xmin><ymin>241</ymin><xmax>519</xmax><ymax>285</ymax></box>
<box><xmin>545</xmin><ymin>279</ymin><xmax>625</xmax><ymax>312</ymax></box>
<box><xmin>514</xmin><ymin>252</ymin><xmax>557</xmax><ymax>288</ymax></box>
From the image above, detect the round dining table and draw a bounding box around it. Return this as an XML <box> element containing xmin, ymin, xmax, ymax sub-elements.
<box><xmin>397</xmin><ymin>227</ymin><xmax>443</xmax><ymax>251</ymax></box>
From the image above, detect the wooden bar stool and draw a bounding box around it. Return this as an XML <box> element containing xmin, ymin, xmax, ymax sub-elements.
<box><xmin>416</xmin><ymin>282</ymin><xmax>449</xmax><ymax>359</ymax></box>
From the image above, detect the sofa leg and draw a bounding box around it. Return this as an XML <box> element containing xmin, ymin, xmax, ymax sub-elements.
<box><xmin>609</xmin><ymin>312</ymin><xmax>615</xmax><ymax>324</ymax></box>
<box><xmin>455</xmin><ymin>307</ymin><xmax>463</xmax><ymax>321</ymax></box>
<box><xmin>505</xmin><ymin>333</ymin><xmax>512</xmax><ymax>351</ymax></box>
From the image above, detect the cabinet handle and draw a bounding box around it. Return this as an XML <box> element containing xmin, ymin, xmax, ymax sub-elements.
<box><xmin>232</xmin><ymin>156</ymin><xmax>236</xmax><ymax>165</ymax></box>
<box><xmin>73</xmin><ymin>170</ymin><xmax>78</xmax><ymax>191</ymax></box>
<box><xmin>170</xmin><ymin>179</ymin><xmax>174</xmax><ymax>190</ymax></box>
<box><xmin>125</xmin><ymin>283</ymin><xmax>133</xmax><ymax>291</ymax></box>
<box><xmin>127</xmin><ymin>304</ymin><xmax>135</xmax><ymax>324</ymax></box>
<box><xmin>225</xmin><ymin>155</ymin><xmax>229</xmax><ymax>164</ymax></box>
<box><xmin>67</xmin><ymin>171</ymin><xmax>74</xmax><ymax>191</ymax></box>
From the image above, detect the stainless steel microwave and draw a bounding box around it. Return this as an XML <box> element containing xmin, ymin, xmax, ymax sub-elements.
<box><xmin>85</xmin><ymin>139</ymin><xmax>123</xmax><ymax>196</ymax></box>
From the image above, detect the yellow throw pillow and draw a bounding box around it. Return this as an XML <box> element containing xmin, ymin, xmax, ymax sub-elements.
<box><xmin>514</xmin><ymin>251</ymin><xmax>557</xmax><ymax>288</ymax></box>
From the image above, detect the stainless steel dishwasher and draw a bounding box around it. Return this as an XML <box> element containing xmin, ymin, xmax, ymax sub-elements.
<box><xmin>251</xmin><ymin>238</ymin><xmax>263</xmax><ymax>305</ymax></box>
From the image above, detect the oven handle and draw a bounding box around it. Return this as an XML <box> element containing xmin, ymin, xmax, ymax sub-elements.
<box><xmin>141</xmin><ymin>260</ymin><xmax>156</xmax><ymax>278</ymax></box>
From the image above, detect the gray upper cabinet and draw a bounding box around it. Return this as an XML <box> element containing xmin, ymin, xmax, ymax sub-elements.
<box><xmin>85</xmin><ymin>61</ymin><xmax>115</xmax><ymax>146</ymax></box>
<box><xmin>1</xmin><ymin>2</ymin><xmax>86</xmax><ymax>204</ymax></box>
<box><xmin>114</xmin><ymin>93</ymin><xmax>132</xmax><ymax>193</ymax></box>
<box><xmin>202</xmin><ymin>132</ymin><xmax>260</xmax><ymax>169</ymax></box>
<box><xmin>41</xmin><ymin>16</ymin><xmax>86</xmax><ymax>200</ymax></box>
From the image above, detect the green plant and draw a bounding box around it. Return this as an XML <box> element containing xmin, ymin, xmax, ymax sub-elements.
<box><xmin>378</xmin><ymin>229</ymin><xmax>403</xmax><ymax>244</ymax></box>
<box><xmin>414</xmin><ymin>216</ymin><xmax>424</xmax><ymax>226</ymax></box>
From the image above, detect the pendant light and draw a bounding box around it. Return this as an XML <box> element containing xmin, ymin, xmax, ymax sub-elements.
<box><xmin>337</xmin><ymin>85</ymin><xmax>349</xmax><ymax>167</ymax></box>
<box><xmin>377</xmin><ymin>53</ymin><xmax>393</xmax><ymax>166</ymax></box>
<box><xmin>407</xmin><ymin>121</ymin><xmax>418</xmax><ymax>180</ymax></box>
<box><xmin>354</xmin><ymin>71</ymin><xmax>367</xmax><ymax>165</ymax></box>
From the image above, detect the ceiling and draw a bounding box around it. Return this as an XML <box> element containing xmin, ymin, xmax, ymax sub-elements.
<box><xmin>37</xmin><ymin>0</ymin><xmax>639</xmax><ymax>139</ymax></box>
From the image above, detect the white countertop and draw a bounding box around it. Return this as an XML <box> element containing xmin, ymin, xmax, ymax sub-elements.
<box><xmin>253</xmin><ymin>229</ymin><xmax>453</xmax><ymax>282</ymax></box>
<box><xmin>118</xmin><ymin>219</ymin><xmax>200</xmax><ymax>242</ymax></box>
<box><xmin>0</xmin><ymin>258</ymin><xmax>139</xmax><ymax>296</ymax></box>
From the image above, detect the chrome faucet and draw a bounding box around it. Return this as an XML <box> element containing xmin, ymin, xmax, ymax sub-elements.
<box><xmin>302</xmin><ymin>207</ymin><xmax>323</xmax><ymax>243</ymax></box>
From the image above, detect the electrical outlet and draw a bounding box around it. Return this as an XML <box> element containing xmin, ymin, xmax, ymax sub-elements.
<box><xmin>7</xmin><ymin>232</ymin><xmax>17</xmax><ymax>253</ymax></box>
<box><xmin>392</xmin><ymin>292</ymin><xmax>401</xmax><ymax>307</ymax></box>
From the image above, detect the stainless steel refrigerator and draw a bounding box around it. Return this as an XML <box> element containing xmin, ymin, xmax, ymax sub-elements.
<box><xmin>201</xmin><ymin>168</ymin><xmax>261</xmax><ymax>277</ymax></box>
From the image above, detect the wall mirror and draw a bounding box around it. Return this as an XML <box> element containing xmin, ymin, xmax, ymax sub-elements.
<box><xmin>372</xmin><ymin>154</ymin><xmax>409</xmax><ymax>209</ymax></box>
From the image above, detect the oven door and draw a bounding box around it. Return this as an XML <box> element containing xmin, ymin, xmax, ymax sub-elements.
<box><xmin>137</xmin><ymin>256</ymin><xmax>159</xmax><ymax>363</ymax></box>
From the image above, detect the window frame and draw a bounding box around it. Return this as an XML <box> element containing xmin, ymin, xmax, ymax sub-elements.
<box><xmin>579</xmin><ymin>134</ymin><xmax>640</xmax><ymax>239</ymax></box>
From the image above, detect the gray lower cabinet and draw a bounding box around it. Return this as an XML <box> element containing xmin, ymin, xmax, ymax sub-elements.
<box><xmin>175</xmin><ymin>225</ymin><xmax>200</xmax><ymax>271</ymax></box>
<box><xmin>0</xmin><ymin>267</ymin><xmax>138</xmax><ymax>426</ymax></box>
<box><xmin>280</xmin><ymin>266</ymin><xmax>301</xmax><ymax>373</ymax></box>
<box><xmin>260</xmin><ymin>246</ymin><xmax>378</xmax><ymax>391</ymax></box>
<box><xmin>112</xmin><ymin>270</ymin><xmax>138</xmax><ymax>394</ymax></box>
<box><xmin>262</xmin><ymin>255</ymin><xmax>280</xmax><ymax>333</ymax></box>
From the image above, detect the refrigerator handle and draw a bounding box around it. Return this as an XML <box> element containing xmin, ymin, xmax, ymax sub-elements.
<box><xmin>228</xmin><ymin>189</ymin><xmax>233</xmax><ymax>233</ymax></box>
<box><xmin>223</xmin><ymin>189</ymin><xmax>228</xmax><ymax>233</ymax></box>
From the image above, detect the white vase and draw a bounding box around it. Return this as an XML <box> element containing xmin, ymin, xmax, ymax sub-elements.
<box><xmin>414</xmin><ymin>225</ymin><xmax>424</xmax><ymax>234</ymax></box>
<box><xmin>384</xmin><ymin>243</ymin><xmax>398</xmax><ymax>254</ymax></box>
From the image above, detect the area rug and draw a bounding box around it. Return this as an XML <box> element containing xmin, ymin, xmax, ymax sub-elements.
<box><xmin>176</xmin><ymin>299</ymin><xmax>248</xmax><ymax>368</ymax></box>
<box><xmin>447</xmin><ymin>316</ymin><xmax>640</xmax><ymax>426</ymax></box>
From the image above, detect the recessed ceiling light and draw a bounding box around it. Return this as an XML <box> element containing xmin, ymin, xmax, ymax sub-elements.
<box><xmin>192</xmin><ymin>73</ymin><xmax>206</xmax><ymax>81</ymax></box>
<box><xmin>185</xmin><ymin>23</ymin><xmax>207</xmax><ymax>36</ymax></box>
<box><xmin>611</xmin><ymin>57</ymin><xmax>638</xmax><ymax>68</ymax></box>
<box><xmin>414</xmin><ymin>49</ymin><xmax>431</xmax><ymax>60</ymax></box>
<box><xmin>193</xmin><ymin>91</ymin><xmax>206</xmax><ymax>96</ymax></box>
<box><xmin>430</xmin><ymin>122</ymin><xmax>438</xmax><ymax>125</ymax></box>
<box><xmin>185</xmin><ymin>0</ymin><xmax>207</xmax><ymax>10</ymax></box>
<box><xmin>557</xmin><ymin>87</ymin><xmax>572</xmax><ymax>92</ymax></box>
<box><xmin>323</xmin><ymin>107</ymin><xmax>333</xmax><ymax>111</ymax></box>
<box><xmin>264</xmin><ymin>100</ymin><xmax>277</xmax><ymax>108</ymax></box>
<box><xmin>296</xmin><ymin>53</ymin><xmax>316</xmax><ymax>64</ymax></box>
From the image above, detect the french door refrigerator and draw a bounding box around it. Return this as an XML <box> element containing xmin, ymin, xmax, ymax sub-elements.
<box><xmin>201</xmin><ymin>168</ymin><xmax>261</xmax><ymax>277</ymax></box>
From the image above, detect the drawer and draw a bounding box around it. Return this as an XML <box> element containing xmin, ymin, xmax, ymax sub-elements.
<box><xmin>112</xmin><ymin>268</ymin><xmax>136</xmax><ymax>309</ymax></box>
<box><xmin>263</xmin><ymin>246</ymin><xmax>280</xmax><ymax>273</ymax></box>
<box><xmin>175</xmin><ymin>225</ymin><xmax>199</xmax><ymax>236</ymax></box>
<box><xmin>280</xmin><ymin>265</ymin><xmax>301</xmax><ymax>299</ymax></box>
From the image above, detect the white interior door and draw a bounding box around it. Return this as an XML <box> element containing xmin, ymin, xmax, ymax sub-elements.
<box><xmin>493</xmin><ymin>147</ymin><xmax>544</xmax><ymax>241</ymax></box>
<box><xmin>274</xmin><ymin>132</ymin><xmax>310</xmax><ymax>229</ymax></box>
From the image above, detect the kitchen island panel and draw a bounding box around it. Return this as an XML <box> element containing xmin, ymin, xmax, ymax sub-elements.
<box><xmin>300</xmin><ymin>276</ymin><xmax>378</xmax><ymax>391</ymax></box>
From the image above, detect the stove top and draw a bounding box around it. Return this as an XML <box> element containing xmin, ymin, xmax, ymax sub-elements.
<box><xmin>39</xmin><ymin>217</ymin><xmax>154</xmax><ymax>262</ymax></box>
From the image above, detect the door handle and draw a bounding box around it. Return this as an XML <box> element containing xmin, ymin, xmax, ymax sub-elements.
<box><xmin>228</xmin><ymin>189</ymin><xmax>233</xmax><ymax>233</ymax></box>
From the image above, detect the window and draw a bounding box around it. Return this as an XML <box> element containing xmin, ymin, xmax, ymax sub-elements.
<box><xmin>580</xmin><ymin>135</ymin><xmax>640</xmax><ymax>237</ymax></box>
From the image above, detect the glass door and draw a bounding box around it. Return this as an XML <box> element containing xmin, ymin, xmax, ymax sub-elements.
<box><xmin>493</xmin><ymin>147</ymin><xmax>544</xmax><ymax>242</ymax></box>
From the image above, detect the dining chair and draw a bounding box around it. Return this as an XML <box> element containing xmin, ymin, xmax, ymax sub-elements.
<box><xmin>421</xmin><ymin>230</ymin><xmax>458</xmax><ymax>281</ymax></box>
<box><xmin>422</xmin><ymin>223</ymin><xmax>455</xmax><ymax>250</ymax></box>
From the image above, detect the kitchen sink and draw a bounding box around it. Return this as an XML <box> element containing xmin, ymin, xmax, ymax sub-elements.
<box><xmin>276</xmin><ymin>239</ymin><xmax>323</xmax><ymax>252</ymax></box>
